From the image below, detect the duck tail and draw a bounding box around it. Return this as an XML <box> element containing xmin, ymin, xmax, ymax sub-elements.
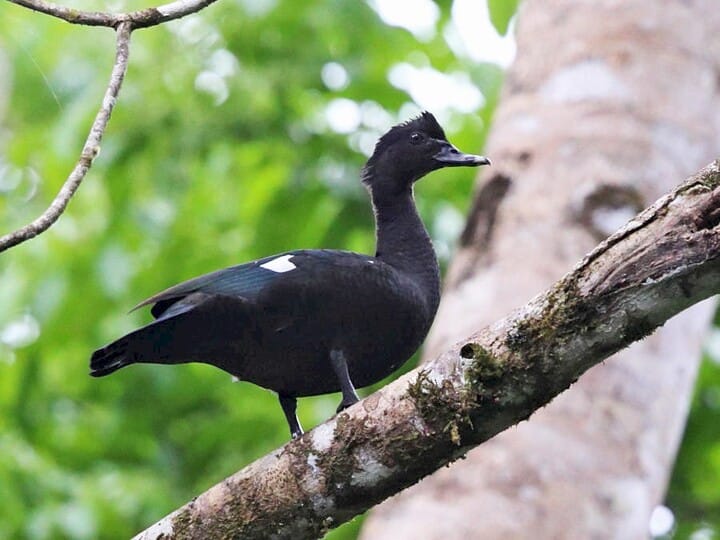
<box><xmin>89</xmin><ymin>337</ymin><xmax>134</xmax><ymax>377</ymax></box>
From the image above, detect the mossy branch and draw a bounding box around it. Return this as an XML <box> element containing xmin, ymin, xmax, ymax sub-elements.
<box><xmin>135</xmin><ymin>160</ymin><xmax>720</xmax><ymax>539</ymax></box>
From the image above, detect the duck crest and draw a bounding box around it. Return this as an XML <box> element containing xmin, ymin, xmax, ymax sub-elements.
<box><xmin>362</xmin><ymin>111</ymin><xmax>446</xmax><ymax>184</ymax></box>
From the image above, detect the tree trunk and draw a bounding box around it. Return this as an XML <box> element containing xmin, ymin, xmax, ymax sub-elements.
<box><xmin>361</xmin><ymin>0</ymin><xmax>720</xmax><ymax>538</ymax></box>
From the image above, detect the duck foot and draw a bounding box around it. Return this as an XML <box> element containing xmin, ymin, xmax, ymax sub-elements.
<box><xmin>279</xmin><ymin>394</ymin><xmax>304</xmax><ymax>438</ymax></box>
<box><xmin>331</xmin><ymin>349</ymin><xmax>360</xmax><ymax>413</ymax></box>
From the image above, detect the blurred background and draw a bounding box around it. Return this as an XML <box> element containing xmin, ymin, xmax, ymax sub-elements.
<box><xmin>0</xmin><ymin>0</ymin><xmax>717</xmax><ymax>538</ymax></box>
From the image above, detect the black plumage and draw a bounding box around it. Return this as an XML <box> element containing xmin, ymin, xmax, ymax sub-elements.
<box><xmin>90</xmin><ymin>112</ymin><xmax>490</xmax><ymax>438</ymax></box>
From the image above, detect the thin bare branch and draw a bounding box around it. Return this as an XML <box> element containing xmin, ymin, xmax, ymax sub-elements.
<box><xmin>1</xmin><ymin>0</ymin><xmax>220</xmax><ymax>252</ymax></box>
<box><xmin>6</xmin><ymin>0</ymin><xmax>220</xmax><ymax>28</ymax></box>
<box><xmin>0</xmin><ymin>22</ymin><xmax>132</xmax><ymax>253</ymax></box>
<box><xmin>134</xmin><ymin>161</ymin><xmax>720</xmax><ymax>539</ymax></box>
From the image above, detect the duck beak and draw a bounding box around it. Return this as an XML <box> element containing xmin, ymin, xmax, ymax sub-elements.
<box><xmin>434</xmin><ymin>142</ymin><xmax>491</xmax><ymax>167</ymax></box>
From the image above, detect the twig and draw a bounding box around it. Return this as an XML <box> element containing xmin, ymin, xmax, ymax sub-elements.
<box><xmin>1</xmin><ymin>0</ymin><xmax>220</xmax><ymax>253</ymax></box>
<box><xmin>6</xmin><ymin>0</ymin><xmax>220</xmax><ymax>28</ymax></box>
<box><xmin>0</xmin><ymin>22</ymin><xmax>132</xmax><ymax>253</ymax></box>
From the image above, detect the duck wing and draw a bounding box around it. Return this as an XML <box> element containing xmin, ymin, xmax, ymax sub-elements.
<box><xmin>132</xmin><ymin>249</ymin><xmax>378</xmax><ymax>319</ymax></box>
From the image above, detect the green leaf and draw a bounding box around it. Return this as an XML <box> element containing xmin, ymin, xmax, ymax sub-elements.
<box><xmin>488</xmin><ymin>0</ymin><xmax>520</xmax><ymax>35</ymax></box>
<box><xmin>0</xmin><ymin>0</ymin><xmax>501</xmax><ymax>537</ymax></box>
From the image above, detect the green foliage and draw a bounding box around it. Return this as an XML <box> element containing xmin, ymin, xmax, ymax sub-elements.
<box><xmin>487</xmin><ymin>0</ymin><xmax>520</xmax><ymax>35</ymax></box>
<box><xmin>667</xmin><ymin>354</ymin><xmax>720</xmax><ymax>538</ymax></box>
<box><xmin>0</xmin><ymin>1</ymin><xmax>509</xmax><ymax>538</ymax></box>
<box><xmin>1</xmin><ymin>1</ymin><xmax>716</xmax><ymax>539</ymax></box>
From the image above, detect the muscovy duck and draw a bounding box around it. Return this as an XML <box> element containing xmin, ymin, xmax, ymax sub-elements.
<box><xmin>90</xmin><ymin>111</ymin><xmax>490</xmax><ymax>438</ymax></box>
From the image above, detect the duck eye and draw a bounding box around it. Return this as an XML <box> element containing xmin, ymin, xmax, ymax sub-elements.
<box><xmin>410</xmin><ymin>132</ymin><xmax>424</xmax><ymax>144</ymax></box>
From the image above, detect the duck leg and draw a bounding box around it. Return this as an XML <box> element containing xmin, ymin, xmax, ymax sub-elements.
<box><xmin>279</xmin><ymin>394</ymin><xmax>303</xmax><ymax>439</ymax></box>
<box><xmin>330</xmin><ymin>349</ymin><xmax>360</xmax><ymax>413</ymax></box>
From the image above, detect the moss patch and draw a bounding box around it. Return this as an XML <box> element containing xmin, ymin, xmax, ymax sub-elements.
<box><xmin>504</xmin><ymin>277</ymin><xmax>599</xmax><ymax>365</ymax></box>
<box><xmin>407</xmin><ymin>369</ymin><xmax>474</xmax><ymax>446</ymax></box>
<box><xmin>462</xmin><ymin>343</ymin><xmax>505</xmax><ymax>383</ymax></box>
<box><xmin>695</xmin><ymin>162</ymin><xmax>720</xmax><ymax>190</ymax></box>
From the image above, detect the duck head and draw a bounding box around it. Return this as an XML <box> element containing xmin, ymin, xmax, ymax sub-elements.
<box><xmin>362</xmin><ymin>111</ymin><xmax>490</xmax><ymax>196</ymax></box>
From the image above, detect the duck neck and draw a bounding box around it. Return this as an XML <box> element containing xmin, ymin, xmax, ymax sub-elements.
<box><xmin>371</xmin><ymin>186</ymin><xmax>440</xmax><ymax>312</ymax></box>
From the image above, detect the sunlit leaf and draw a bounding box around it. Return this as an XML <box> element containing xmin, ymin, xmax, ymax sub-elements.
<box><xmin>487</xmin><ymin>0</ymin><xmax>520</xmax><ymax>35</ymax></box>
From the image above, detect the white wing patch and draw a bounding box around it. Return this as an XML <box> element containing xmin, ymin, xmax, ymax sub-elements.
<box><xmin>260</xmin><ymin>254</ymin><xmax>296</xmax><ymax>273</ymax></box>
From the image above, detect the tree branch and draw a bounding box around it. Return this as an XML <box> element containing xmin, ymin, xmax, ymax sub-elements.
<box><xmin>1</xmin><ymin>0</ymin><xmax>220</xmax><ymax>253</ymax></box>
<box><xmin>6</xmin><ymin>0</ymin><xmax>220</xmax><ymax>28</ymax></box>
<box><xmin>134</xmin><ymin>160</ymin><xmax>720</xmax><ymax>539</ymax></box>
<box><xmin>0</xmin><ymin>21</ymin><xmax>132</xmax><ymax>253</ymax></box>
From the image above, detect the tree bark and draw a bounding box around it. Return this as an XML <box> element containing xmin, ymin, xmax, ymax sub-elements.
<box><xmin>362</xmin><ymin>0</ymin><xmax>720</xmax><ymax>538</ymax></box>
<box><xmin>132</xmin><ymin>160</ymin><xmax>720</xmax><ymax>539</ymax></box>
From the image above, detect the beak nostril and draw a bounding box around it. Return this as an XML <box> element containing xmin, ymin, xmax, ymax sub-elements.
<box><xmin>432</xmin><ymin>138</ymin><xmax>489</xmax><ymax>167</ymax></box>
